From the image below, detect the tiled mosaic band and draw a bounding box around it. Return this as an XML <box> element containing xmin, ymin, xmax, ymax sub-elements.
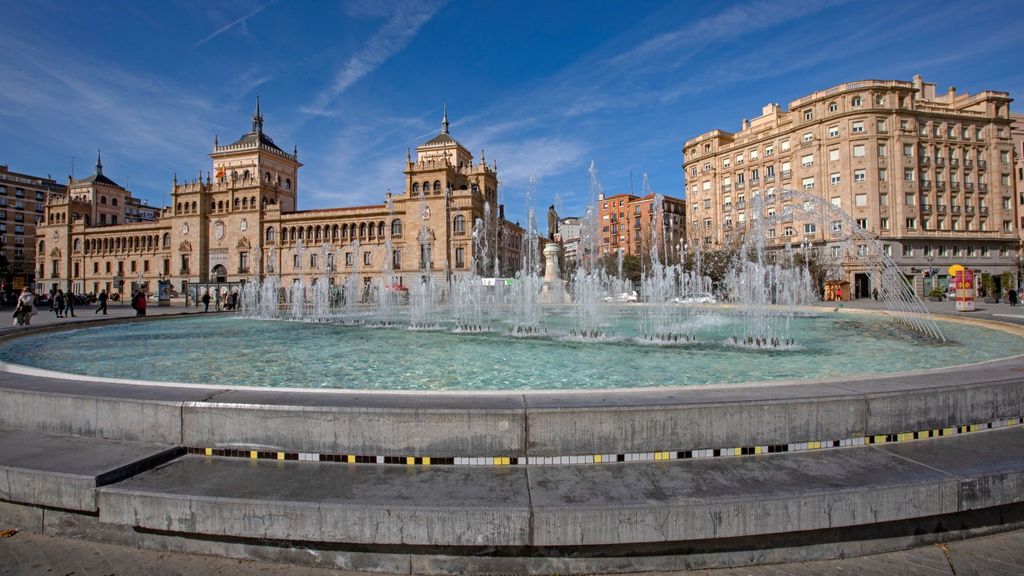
<box><xmin>187</xmin><ymin>417</ymin><xmax>1022</xmax><ymax>467</ymax></box>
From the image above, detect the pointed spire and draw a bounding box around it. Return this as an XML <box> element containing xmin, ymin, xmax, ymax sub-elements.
<box><xmin>95</xmin><ymin>149</ymin><xmax>103</xmax><ymax>175</ymax></box>
<box><xmin>214</xmin><ymin>134</ymin><xmax>219</xmax><ymax>147</ymax></box>
<box><xmin>252</xmin><ymin>94</ymin><xmax>264</xmax><ymax>134</ymax></box>
<box><xmin>441</xmin><ymin>100</ymin><xmax>449</xmax><ymax>134</ymax></box>
<box><xmin>293</xmin><ymin>144</ymin><xmax>298</xmax><ymax>158</ymax></box>
<box><xmin>481</xmin><ymin>149</ymin><xmax>486</xmax><ymax>164</ymax></box>
<box><xmin>406</xmin><ymin>147</ymin><xmax>411</xmax><ymax>163</ymax></box>
<box><xmin>173</xmin><ymin>171</ymin><xmax>177</xmax><ymax>185</ymax></box>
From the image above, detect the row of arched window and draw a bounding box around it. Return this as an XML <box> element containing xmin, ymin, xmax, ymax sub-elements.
<box><xmin>268</xmin><ymin>219</ymin><xmax>406</xmax><ymax>245</ymax></box>
<box><xmin>411</xmin><ymin>180</ymin><xmax>443</xmax><ymax>195</ymax></box>
<box><xmin>67</xmin><ymin>233</ymin><xmax>172</xmax><ymax>254</ymax></box>
<box><xmin>98</xmin><ymin>196</ymin><xmax>118</xmax><ymax>206</ymax></box>
<box><xmin>229</xmin><ymin>170</ymin><xmax>291</xmax><ymax>191</ymax></box>
<box><xmin>176</xmin><ymin>196</ymin><xmax>270</xmax><ymax>214</ymax></box>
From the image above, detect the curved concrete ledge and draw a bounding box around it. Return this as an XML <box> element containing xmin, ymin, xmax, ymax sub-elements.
<box><xmin>0</xmin><ymin>312</ymin><xmax>1020</xmax><ymax>458</ymax></box>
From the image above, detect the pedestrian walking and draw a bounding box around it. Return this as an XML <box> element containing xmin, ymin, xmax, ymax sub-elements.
<box><xmin>131</xmin><ymin>289</ymin><xmax>147</xmax><ymax>317</ymax></box>
<box><xmin>65</xmin><ymin>289</ymin><xmax>77</xmax><ymax>317</ymax></box>
<box><xmin>13</xmin><ymin>288</ymin><xmax>35</xmax><ymax>326</ymax></box>
<box><xmin>202</xmin><ymin>290</ymin><xmax>210</xmax><ymax>312</ymax></box>
<box><xmin>96</xmin><ymin>289</ymin><xmax>108</xmax><ymax>315</ymax></box>
<box><xmin>872</xmin><ymin>287</ymin><xmax>879</xmax><ymax>301</ymax></box>
<box><xmin>1009</xmin><ymin>289</ymin><xmax>1019</xmax><ymax>307</ymax></box>
<box><xmin>53</xmin><ymin>289</ymin><xmax>66</xmax><ymax>318</ymax></box>
<box><xmin>215</xmin><ymin>290</ymin><xmax>222</xmax><ymax>311</ymax></box>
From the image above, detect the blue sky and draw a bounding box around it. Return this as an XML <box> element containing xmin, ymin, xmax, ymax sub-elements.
<box><xmin>2</xmin><ymin>0</ymin><xmax>1022</xmax><ymax>225</ymax></box>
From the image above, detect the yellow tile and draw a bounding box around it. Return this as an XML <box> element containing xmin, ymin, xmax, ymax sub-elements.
<box><xmin>406</xmin><ymin>456</ymin><xmax>415</xmax><ymax>465</ymax></box>
<box><xmin>249</xmin><ymin>450</ymin><xmax>257</xmax><ymax>459</ymax></box>
<box><xmin>276</xmin><ymin>452</ymin><xmax>285</xmax><ymax>460</ymax></box>
<box><xmin>970</xmin><ymin>424</ymin><xmax>979</xmax><ymax>432</ymax></box>
<box><xmin>422</xmin><ymin>457</ymin><xmax>431</xmax><ymax>466</ymax></box>
<box><xmin>874</xmin><ymin>435</ymin><xmax>886</xmax><ymax>444</ymax></box>
<box><xmin>754</xmin><ymin>446</ymin><xmax>763</xmax><ymax>455</ymax></box>
<box><xmin>594</xmin><ymin>455</ymin><xmax>602</xmax><ymax>463</ymax></box>
<box><xmin>346</xmin><ymin>454</ymin><xmax>355</xmax><ymax>463</ymax></box>
<box><xmin>204</xmin><ymin>448</ymin><xmax>212</xmax><ymax>456</ymax></box>
<box><xmin>808</xmin><ymin>441</ymin><xmax>820</xmax><ymax>450</ymax></box>
<box><xmin>943</xmin><ymin>427</ymin><xmax>954</xmax><ymax>436</ymax></box>
<box><xmin>1008</xmin><ymin>418</ymin><xmax>1019</xmax><ymax>426</ymax></box>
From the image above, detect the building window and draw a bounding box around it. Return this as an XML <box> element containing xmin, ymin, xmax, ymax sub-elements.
<box><xmin>802</xmin><ymin>177</ymin><xmax>814</xmax><ymax>190</ymax></box>
<box><xmin>851</xmin><ymin>95</ymin><xmax>862</xmax><ymax>107</ymax></box>
<box><xmin>294</xmin><ymin>254</ymin><xmax>301</xmax><ymax>268</ymax></box>
<box><xmin>852</xmin><ymin>144</ymin><xmax>865</xmax><ymax>157</ymax></box>
<box><xmin>265</xmin><ymin>227</ymin><xmax>275</xmax><ymax>243</ymax></box>
<box><xmin>804</xmin><ymin>109</ymin><xmax>814</xmax><ymax>121</ymax></box>
<box><xmin>851</xmin><ymin>121</ymin><xmax>865</xmax><ymax>133</ymax></box>
<box><xmin>804</xmin><ymin>223</ymin><xmax>816</xmax><ymax>234</ymax></box>
<box><xmin>453</xmin><ymin>214</ymin><xmax>466</xmax><ymax>234</ymax></box>
<box><xmin>801</xmin><ymin>154</ymin><xmax>813</xmax><ymax>167</ymax></box>
<box><xmin>903</xmin><ymin>244</ymin><xmax>914</xmax><ymax>257</ymax></box>
<box><xmin>828</xmin><ymin>102</ymin><xmax>837</xmax><ymax>112</ymax></box>
<box><xmin>802</xmin><ymin>132</ymin><xmax>813</xmax><ymax>143</ymax></box>
<box><xmin>828</xmin><ymin>125</ymin><xmax>839</xmax><ymax>138</ymax></box>
<box><xmin>829</xmin><ymin>148</ymin><xmax>840</xmax><ymax>162</ymax></box>
<box><xmin>363</xmin><ymin>252</ymin><xmax>372</xmax><ymax>266</ymax></box>
<box><xmin>906</xmin><ymin>217</ymin><xmax>917</xmax><ymax>229</ymax></box>
<box><xmin>392</xmin><ymin>249</ymin><xmax>401</xmax><ymax>269</ymax></box>
<box><xmin>854</xmin><ymin>170</ymin><xmax>866</xmax><ymax>183</ymax></box>
<box><xmin>345</xmin><ymin>252</ymin><xmax>353</xmax><ymax>267</ymax></box>
<box><xmin>239</xmin><ymin>252</ymin><xmax>248</xmax><ymax>272</ymax></box>
<box><xmin>830</xmin><ymin>173</ymin><xmax>841</xmax><ymax>186</ymax></box>
<box><xmin>881</xmin><ymin>217</ymin><xmax>890</xmax><ymax>230</ymax></box>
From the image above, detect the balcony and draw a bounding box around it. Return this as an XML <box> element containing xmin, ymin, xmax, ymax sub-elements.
<box><xmin>737</xmin><ymin>201</ymin><xmax>746</xmax><ymax>210</ymax></box>
<box><xmin>978</xmin><ymin>160</ymin><xmax>987</xmax><ymax>170</ymax></box>
<box><xmin>935</xmin><ymin>157</ymin><xmax>946</xmax><ymax>167</ymax></box>
<box><xmin>952</xmin><ymin>206</ymin><xmax>962</xmax><ymax>214</ymax></box>
<box><xmin>921</xmin><ymin>181</ymin><xmax>932</xmax><ymax>191</ymax></box>
<box><xmin>965</xmin><ymin>160</ymin><xmax>973</xmax><ymax>170</ymax></box>
<box><xmin>920</xmin><ymin>157</ymin><xmax>931</xmax><ymax>166</ymax></box>
<box><xmin>966</xmin><ymin>206</ymin><xmax>976</xmax><ymax>215</ymax></box>
<box><xmin>781</xmin><ymin>170</ymin><xmax>792</xmax><ymax>179</ymax></box>
<box><xmin>765</xmin><ymin>174</ymin><xmax>775</xmax><ymax>182</ymax></box>
<box><xmin>979</xmin><ymin>183</ymin><xmax>989</xmax><ymax>193</ymax></box>
<box><xmin>936</xmin><ymin>181</ymin><xmax>946</xmax><ymax>191</ymax></box>
<box><xmin>920</xmin><ymin>204</ymin><xmax>933</xmax><ymax>214</ymax></box>
<box><xmin>765</xmin><ymin>194</ymin><xmax>777</xmax><ymax>204</ymax></box>
<box><xmin>179</xmin><ymin>268</ymin><xmax>191</xmax><ymax>275</ymax></box>
<box><xmin>980</xmin><ymin>207</ymin><xmax>989</xmax><ymax>216</ymax></box>
<box><xmin>937</xmin><ymin>205</ymin><xmax>948</xmax><ymax>215</ymax></box>
<box><xmin>951</xmin><ymin>182</ymin><xmax>960</xmax><ymax>192</ymax></box>
<box><xmin>965</xmin><ymin>182</ymin><xmax>975</xmax><ymax>192</ymax></box>
<box><xmin>950</xmin><ymin>158</ymin><xmax>960</xmax><ymax>168</ymax></box>
<box><xmin>736</xmin><ymin>182</ymin><xmax>745</xmax><ymax>190</ymax></box>
<box><xmin>722</xmin><ymin>203</ymin><xmax>733</xmax><ymax>212</ymax></box>
<box><xmin>722</xmin><ymin>184</ymin><xmax>732</xmax><ymax>192</ymax></box>
<box><xmin>238</xmin><ymin>267</ymin><xmax>250</xmax><ymax>275</ymax></box>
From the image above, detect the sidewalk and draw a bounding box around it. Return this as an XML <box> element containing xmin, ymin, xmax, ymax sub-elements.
<box><xmin>834</xmin><ymin>296</ymin><xmax>1024</xmax><ymax>325</ymax></box>
<box><xmin>0</xmin><ymin>301</ymin><xmax>224</xmax><ymax>335</ymax></box>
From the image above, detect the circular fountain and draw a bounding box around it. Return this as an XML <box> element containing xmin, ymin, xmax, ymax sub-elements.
<box><xmin>1</xmin><ymin>182</ymin><xmax>1022</xmax><ymax>573</ymax></box>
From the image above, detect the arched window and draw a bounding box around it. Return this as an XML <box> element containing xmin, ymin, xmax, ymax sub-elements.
<box><xmin>266</xmin><ymin>227</ymin><xmax>275</xmax><ymax>243</ymax></box>
<box><xmin>162</xmin><ymin>233</ymin><xmax>171</xmax><ymax>248</ymax></box>
<box><xmin>368</xmin><ymin>223</ymin><xmax>375</xmax><ymax>239</ymax></box>
<box><xmin>264</xmin><ymin>172</ymin><xmax>271</xmax><ymax>182</ymax></box>
<box><xmin>242</xmin><ymin>197</ymin><xmax>248</xmax><ymax>208</ymax></box>
<box><xmin>851</xmin><ymin>95</ymin><xmax>862</xmax><ymax>107</ymax></box>
<box><xmin>285</xmin><ymin>178</ymin><xmax>291</xmax><ymax>190</ymax></box>
<box><xmin>827</xmin><ymin>101</ymin><xmax>837</xmax><ymax>112</ymax></box>
<box><xmin>378</xmin><ymin>221</ymin><xmax>385</xmax><ymax>237</ymax></box>
<box><xmin>177</xmin><ymin>202</ymin><xmax>182</xmax><ymax>213</ymax></box>
<box><xmin>290</xmin><ymin>227</ymin><xmax>296</xmax><ymax>241</ymax></box>
<box><xmin>218</xmin><ymin>201</ymin><xmax>224</xmax><ymax>211</ymax></box>
<box><xmin>100</xmin><ymin>196</ymin><xmax>107</xmax><ymax>205</ymax></box>
<box><xmin>243</xmin><ymin>170</ymin><xmax>250</xmax><ymax>180</ymax></box>
<box><xmin>38</xmin><ymin>240</ymin><xmax>45</xmax><ymax>253</ymax></box>
<box><xmin>341</xmin><ymin>224</ymin><xmax>348</xmax><ymax>239</ymax></box>
<box><xmin>422</xmin><ymin>181</ymin><xmax>430</xmax><ymax>194</ymax></box>
<box><xmin>359</xmin><ymin>222</ymin><xmax>366</xmax><ymax>237</ymax></box>
<box><xmin>412</xmin><ymin>182</ymin><xmax>420</xmax><ymax>194</ymax></box>
<box><xmin>191</xmin><ymin>201</ymin><xmax>197</xmax><ymax>212</ymax></box>
<box><xmin>391</xmin><ymin>218</ymin><xmax>402</xmax><ymax>236</ymax></box>
<box><xmin>332</xmin><ymin>224</ymin><xmax>339</xmax><ymax>240</ymax></box>
<box><xmin>211</xmin><ymin>201</ymin><xmax>216</xmax><ymax>210</ymax></box>
<box><xmin>306</xmin><ymin>226</ymin><xmax>313</xmax><ymax>240</ymax></box>
<box><xmin>453</xmin><ymin>214</ymin><xmax>466</xmax><ymax>234</ymax></box>
<box><xmin>250</xmin><ymin>196</ymin><xmax>256</xmax><ymax>207</ymax></box>
<box><xmin>233</xmin><ymin>198</ymin><xmax>240</xmax><ymax>209</ymax></box>
<box><xmin>73</xmin><ymin>238</ymin><xmax>80</xmax><ymax>252</ymax></box>
<box><xmin>315</xmin><ymin>226</ymin><xmax>322</xmax><ymax>241</ymax></box>
<box><xmin>433</xmin><ymin>180</ymin><xmax>441</xmax><ymax>192</ymax></box>
<box><xmin>111</xmin><ymin>198</ymin><xmax>118</xmax><ymax>207</ymax></box>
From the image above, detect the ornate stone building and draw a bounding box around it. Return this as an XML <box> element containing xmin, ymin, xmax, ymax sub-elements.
<box><xmin>35</xmin><ymin>102</ymin><xmax>526</xmax><ymax>297</ymax></box>
<box><xmin>683</xmin><ymin>75</ymin><xmax>1018</xmax><ymax>297</ymax></box>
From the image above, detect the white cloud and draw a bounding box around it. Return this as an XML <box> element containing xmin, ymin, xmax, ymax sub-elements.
<box><xmin>194</xmin><ymin>1</ymin><xmax>278</xmax><ymax>48</ymax></box>
<box><xmin>303</xmin><ymin>0</ymin><xmax>448</xmax><ymax>116</ymax></box>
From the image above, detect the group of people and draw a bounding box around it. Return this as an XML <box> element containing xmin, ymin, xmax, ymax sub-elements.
<box><xmin>48</xmin><ymin>288</ymin><xmax>77</xmax><ymax>318</ymax></box>
<box><xmin>198</xmin><ymin>289</ymin><xmax>238</xmax><ymax>312</ymax></box>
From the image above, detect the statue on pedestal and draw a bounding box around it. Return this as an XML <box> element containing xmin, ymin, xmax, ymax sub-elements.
<box><xmin>547</xmin><ymin>205</ymin><xmax>559</xmax><ymax>241</ymax></box>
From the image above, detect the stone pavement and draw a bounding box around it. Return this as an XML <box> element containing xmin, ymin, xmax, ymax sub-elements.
<box><xmin>834</xmin><ymin>295</ymin><xmax>1024</xmax><ymax>325</ymax></box>
<box><xmin>1</xmin><ymin>527</ymin><xmax>1022</xmax><ymax>575</ymax></box>
<box><xmin>0</xmin><ymin>300</ymin><xmax>223</xmax><ymax>335</ymax></box>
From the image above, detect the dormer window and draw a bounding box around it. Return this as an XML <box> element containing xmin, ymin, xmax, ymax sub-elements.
<box><xmin>851</xmin><ymin>95</ymin><xmax>863</xmax><ymax>107</ymax></box>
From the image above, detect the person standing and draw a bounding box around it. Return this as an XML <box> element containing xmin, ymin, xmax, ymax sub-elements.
<box><xmin>1009</xmin><ymin>288</ymin><xmax>1019</xmax><ymax>307</ymax></box>
<box><xmin>215</xmin><ymin>289</ymin><xmax>222</xmax><ymax>311</ymax></box>
<box><xmin>65</xmin><ymin>289</ymin><xmax>76</xmax><ymax>317</ymax></box>
<box><xmin>96</xmin><ymin>289</ymin><xmax>108</xmax><ymax>315</ymax></box>
<box><xmin>201</xmin><ymin>290</ymin><xmax>210</xmax><ymax>312</ymax></box>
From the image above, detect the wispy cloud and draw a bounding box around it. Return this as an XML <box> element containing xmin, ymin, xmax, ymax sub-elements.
<box><xmin>303</xmin><ymin>0</ymin><xmax>448</xmax><ymax>115</ymax></box>
<box><xmin>194</xmin><ymin>1</ymin><xmax>278</xmax><ymax>48</ymax></box>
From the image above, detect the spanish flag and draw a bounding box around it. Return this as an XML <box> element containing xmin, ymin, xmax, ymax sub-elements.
<box><xmin>215</xmin><ymin>165</ymin><xmax>226</xmax><ymax>179</ymax></box>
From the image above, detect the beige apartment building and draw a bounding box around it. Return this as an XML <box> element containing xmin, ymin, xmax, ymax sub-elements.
<box><xmin>0</xmin><ymin>164</ymin><xmax>66</xmax><ymax>289</ymax></box>
<box><xmin>683</xmin><ymin>75</ymin><xmax>1018</xmax><ymax>297</ymax></box>
<box><xmin>35</xmin><ymin>102</ymin><xmax>526</xmax><ymax>299</ymax></box>
<box><xmin>1013</xmin><ymin>113</ymin><xmax>1024</xmax><ymax>248</ymax></box>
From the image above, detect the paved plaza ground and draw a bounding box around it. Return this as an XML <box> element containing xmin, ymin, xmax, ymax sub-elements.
<box><xmin>0</xmin><ymin>527</ymin><xmax>1022</xmax><ymax>575</ymax></box>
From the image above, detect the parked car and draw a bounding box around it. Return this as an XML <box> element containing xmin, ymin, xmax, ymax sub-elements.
<box><xmin>672</xmin><ymin>292</ymin><xmax>717</xmax><ymax>305</ymax></box>
<box><xmin>603</xmin><ymin>291</ymin><xmax>639</xmax><ymax>303</ymax></box>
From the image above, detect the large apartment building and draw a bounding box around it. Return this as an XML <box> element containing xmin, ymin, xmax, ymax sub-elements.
<box><xmin>0</xmin><ymin>164</ymin><xmax>66</xmax><ymax>288</ymax></box>
<box><xmin>597</xmin><ymin>193</ymin><xmax>686</xmax><ymax>262</ymax></box>
<box><xmin>683</xmin><ymin>75</ymin><xmax>1017</xmax><ymax>297</ymax></box>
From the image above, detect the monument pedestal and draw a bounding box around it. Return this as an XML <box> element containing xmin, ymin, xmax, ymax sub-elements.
<box><xmin>541</xmin><ymin>242</ymin><xmax>569</xmax><ymax>304</ymax></box>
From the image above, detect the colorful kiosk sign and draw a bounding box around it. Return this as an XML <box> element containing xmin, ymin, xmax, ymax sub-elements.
<box><xmin>948</xmin><ymin>264</ymin><xmax>975</xmax><ymax>312</ymax></box>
